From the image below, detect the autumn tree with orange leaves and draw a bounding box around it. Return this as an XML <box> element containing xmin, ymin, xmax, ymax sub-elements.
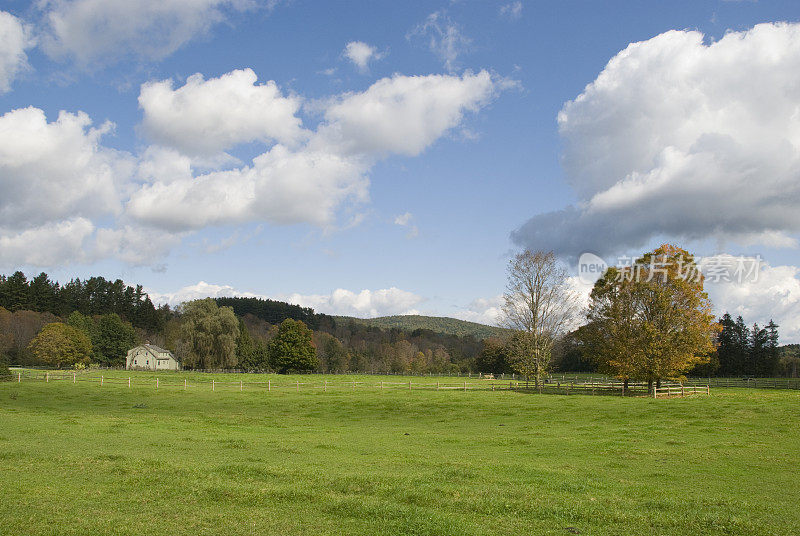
<box><xmin>580</xmin><ymin>245</ymin><xmax>718</xmax><ymax>392</ymax></box>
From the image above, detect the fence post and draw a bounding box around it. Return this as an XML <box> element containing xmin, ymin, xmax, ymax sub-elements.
<box><xmin>73</xmin><ymin>372</ymin><xmax>76</xmax><ymax>384</ymax></box>
<box><xmin>156</xmin><ymin>378</ymin><xmax>159</xmax><ymax>389</ymax></box>
<box><xmin>46</xmin><ymin>372</ymin><xmax>49</xmax><ymax>383</ymax></box>
<box><xmin>352</xmin><ymin>380</ymin><xmax>356</xmax><ymax>390</ymax></box>
<box><xmin>324</xmin><ymin>380</ymin><xmax>327</xmax><ymax>392</ymax></box>
<box><xmin>380</xmin><ymin>381</ymin><xmax>383</xmax><ymax>391</ymax></box>
<box><xmin>268</xmin><ymin>380</ymin><xmax>271</xmax><ymax>392</ymax></box>
<box><xmin>464</xmin><ymin>381</ymin><xmax>467</xmax><ymax>392</ymax></box>
<box><xmin>296</xmin><ymin>380</ymin><xmax>299</xmax><ymax>393</ymax></box>
<box><xmin>707</xmin><ymin>385</ymin><xmax>710</xmax><ymax>396</ymax></box>
<box><xmin>101</xmin><ymin>375</ymin><xmax>103</xmax><ymax>387</ymax></box>
<box><xmin>240</xmin><ymin>380</ymin><xmax>243</xmax><ymax>392</ymax></box>
<box><xmin>184</xmin><ymin>379</ymin><xmax>187</xmax><ymax>390</ymax></box>
<box><xmin>437</xmin><ymin>381</ymin><xmax>439</xmax><ymax>390</ymax></box>
<box><xmin>18</xmin><ymin>372</ymin><xmax>21</xmax><ymax>383</ymax></box>
<box><xmin>409</xmin><ymin>381</ymin><xmax>412</xmax><ymax>391</ymax></box>
<box><xmin>212</xmin><ymin>379</ymin><xmax>215</xmax><ymax>391</ymax></box>
<box><xmin>681</xmin><ymin>385</ymin><xmax>684</xmax><ymax>397</ymax></box>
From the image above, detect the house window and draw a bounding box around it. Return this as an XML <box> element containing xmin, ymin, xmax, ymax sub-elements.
<box><xmin>134</xmin><ymin>360</ymin><xmax>137</xmax><ymax>365</ymax></box>
<box><xmin>146</xmin><ymin>360</ymin><xmax>149</xmax><ymax>366</ymax></box>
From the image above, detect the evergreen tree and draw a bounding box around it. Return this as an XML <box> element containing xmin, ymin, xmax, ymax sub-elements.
<box><xmin>764</xmin><ymin>320</ymin><xmax>780</xmax><ymax>376</ymax></box>
<box><xmin>94</xmin><ymin>314</ymin><xmax>136</xmax><ymax>366</ymax></box>
<box><xmin>715</xmin><ymin>314</ymin><xmax>737</xmax><ymax>375</ymax></box>
<box><xmin>749</xmin><ymin>323</ymin><xmax>768</xmax><ymax>376</ymax></box>
<box><xmin>733</xmin><ymin>316</ymin><xmax>750</xmax><ymax>376</ymax></box>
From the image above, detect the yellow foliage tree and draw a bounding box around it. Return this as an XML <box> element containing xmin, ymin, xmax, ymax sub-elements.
<box><xmin>581</xmin><ymin>245</ymin><xmax>718</xmax><ymax>391</ymax></box>
<box><xmin>27</xmin><ymin>323</ymin><xmax>92</xmax><ymax>369</ymax></box>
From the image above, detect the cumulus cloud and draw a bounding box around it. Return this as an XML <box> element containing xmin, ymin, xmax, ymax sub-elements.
<box><xmin>126</xmin><ymin>144</ymin><xmax>369</xmax><ymax>231</ymax></box>
<box><xmin>128</xmin><ymin>70</ymin><xmax>497</xmax><ymax>232</ymax></box>
<box><xmin>144</xmin><ymin>281</ymin><xmax>263</xmax><ymax>307</ymax></box>
<box><xmin>0</xmin><ymin>11</ymin><xmax>33</xmax><ymax>93</ymax></box>
<box><xmin>408</xmin><ymin>10</ymin><xmax>471</xmax><ymax>72</ymax></box>
<box><xmin>280</xmin><ymin>287</ymin><xmax>423</xmax><ymax>317</ymax></box>
<box><xmin>40</xmin><ymin>0</ymin><xmax>269</xmax><ymax>66</ymax></box>
<box><xmin>139</xmin><ymin>69</ymin><xmax>305</xmax><ymax>157</ymax></box>
<box><xmin>699</xmin><ymin>255</ymin><xmax>800</xmax><ymax>343</ymax></box>
<box><xmin>0</xmin><ymin>218</ymin><xmax>94</xmax><ymax>268</ymax></box>
<box><xmin>0</xmin><ymin>106</ymin><xmax>132</xmax><ymax>230</ymax></box>
<box><xmin>452</xmin><ymin>295</ymin><xmax>504</xmax><ymax>326</ymax></box>
<box><xmin>145</xmin><ymin>282</ymin><xmax>423</xmax><ymax>317</ymax></box>
<box><xmin>317</xmin><ymin>70</ymin><xmax>496</xmax><ymax>157</ymax></box>
<box><xmin>343</xmin><ymin>41</ymin><xmax>382</xmax><ymax>71</ymax></box>
<box><xmin>512</xmin><ymin>22</ymin><xmax>800</xmax><ymax>257</ymax></box>
<box><xmin>1</xmin><ymin>69</ymin><xmax>500</xmax><ymax>266</ymax></box>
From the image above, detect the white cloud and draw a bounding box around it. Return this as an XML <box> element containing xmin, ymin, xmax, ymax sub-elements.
<box><xmin>93</xmin><ymin>225</ymin><xmax>185</xmax><ymax>266</ymax></box>
<box><xmin>343</xmin><ymin>41</ymin><xmax>382</xmax><ymax>71</ymax></box>
<box><xmin>408</xmin><ymin>10</ymin><xmax>471</xmax><ymax>72</ymax></box>
<box><xmin>700</xmin><ymin>255</ymin><xmax>800</xmax><ymax>343</ymax></box>
<box><xmin>317</xmin><ymin>70</ymin><xmax>496</xmax><ymax>157</ymax></box>
<box><xmin>139</xmin><ymin>69</ymin><xmax>305</xmax><ymax>157</ymax></box>
<box><xmin>393</xmin><ymin>212</ymin><xmax>418</xmax><ymax>238</ymax></box>
<box><xmin>126</xmin><ymin>144</ymin><xmax>370</xmax><ymax>231</ymax></box>
<box><xmin>281</xmin><ymin>287</ymin><xmax>423</xmax><ymax>317</ymax></box>
<box><xmin>144</xmin><ymin>280</ymin><xmax>263</xmax><ymax>306</ymax></box>
<box><xmin>499</xmin><ymin>2</ymin><xmax>523</xmax><ymax>20</ymax></box>
<box><xmin>0</xmin><ymin>11</ymin><xmax>33</xmax><ymax>93</ymax></box>
<box><xmin>452</xmin><ymin>295</ymin><xmax>504</xmax><ymax>326</ymax></box>
<box><xmin>512</xmin><ymin>22</ymin><xmax>800</xmax><ymax>257</ymax></box>
<box><xmin>1</xmin><ymin>69</ymin><xmax>500</xmax><ymax>266</ymax></box>
<box><xmin>0</xmin><ymin>218</ymin><xmax>94</xmax><ymax>268</ymax></box>
<box><xmin>145</xmin><ymin>282</ymin><xmax>423</xmax><ymax>317</ymax></box>
<box><xmin>129</xmin><ymin>70</ymin><xmax>497</xmax><ymax>232</ymax></box>
<box><xmin>394</xmin><ymin>212</ymin><xmax>413</xmax><ymax>226</ymax></box>
<box><xmin>0</xmin><ymin>106</ymin><xmax>132</xmax><ymax>230</ymax></box>
<box><xmin>41</xmin><ymin>0</ymin><xmax>269</xmax><ymax>66</ymax></box>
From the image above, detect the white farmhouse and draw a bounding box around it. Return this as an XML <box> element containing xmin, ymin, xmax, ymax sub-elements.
<box><xmin>126</xmin><ymin>344</ymin><xmax>180</xmax><ymax>371</ymax></box>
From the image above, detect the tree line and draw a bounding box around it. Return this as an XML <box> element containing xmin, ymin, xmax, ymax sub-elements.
<box><xmin>487</xmin><ymin>244</ymin><xmax>796</xmax><ymax>392</ymax></box>
<box><xmin>0</xmin><ymin>273</ymin><xmax>490</xmax><ymax>373</ymax></box>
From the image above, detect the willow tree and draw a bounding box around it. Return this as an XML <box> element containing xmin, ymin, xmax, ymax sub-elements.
<box><xmin>502</xmin><ymin>250</ymin><xmax>578</xmax><ymax>390</ymax></box>
<box><xmin>179</xmin><ymin>299</ymin><xmax>239</xmax><ymax>370</ymax></box>
<box><xmin>581</xmin><ymin>245</ymin><xmax>718</xmax><ymax>391</ymax></box>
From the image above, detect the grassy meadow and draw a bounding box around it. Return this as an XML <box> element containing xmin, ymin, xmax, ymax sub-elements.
<box><xmin>1</xmin><ymin>370</ymin><xmax>799</xmax><ymax>535</ymax></box>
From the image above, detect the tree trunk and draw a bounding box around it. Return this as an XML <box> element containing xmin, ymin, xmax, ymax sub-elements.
<box><xmin>647</xmin><ymin>379</ymin><xmax>653</xmax><ymax>395</ymax></box>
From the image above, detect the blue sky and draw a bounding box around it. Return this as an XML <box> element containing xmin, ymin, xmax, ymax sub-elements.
<box><xmin>2</xmin><ymin>0</ymin><xmax>800</xmax><ymax>339</ymax></box>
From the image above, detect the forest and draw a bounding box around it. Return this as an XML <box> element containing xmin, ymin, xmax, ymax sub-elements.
<box><xmin>2</xmin><ymin>270</ymin><xmax>799</xmax><ymax>377</ymax></box>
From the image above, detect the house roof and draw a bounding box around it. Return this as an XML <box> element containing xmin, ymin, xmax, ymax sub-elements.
<box><xmin>131</xmin><ymin>344</ymin><xmax>180</xmax><ymax>363</ymax></box>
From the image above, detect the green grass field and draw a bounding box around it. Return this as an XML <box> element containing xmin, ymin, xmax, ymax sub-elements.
<box><xmin>2</xmin><ymin>371</ymin><xmax>799</xmax><ymax>535</ymax></box>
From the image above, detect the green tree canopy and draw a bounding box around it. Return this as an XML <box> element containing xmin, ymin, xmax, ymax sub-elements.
<box><xmin>269</xmin><ymin>319</ymin><xmax>317</xmax><ymax>373</ymax></box>
<box><xmin>95</xmin><ymin>314</ymin><xmax>136</xmax><ymax>366</ymax></box>
<box><xmin>27</xmin><ymin>323</ymin><xmax>92</xmax><ymax>369</ymax></box>
<box><xmin>180</xmin><ymin>299</ymin><xmax>239</xmax><ymax>370</ymax></box>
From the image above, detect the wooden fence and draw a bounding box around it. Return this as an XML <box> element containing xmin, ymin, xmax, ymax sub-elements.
<box><xmin>653</xmin><ymin>385</ymin><xmax>710</xmax><ymax>399</ymax></box>
<box><xmin>9</xmin><ymin>369</ymin><xmax>710</xmax><ymax>398</ymax></box>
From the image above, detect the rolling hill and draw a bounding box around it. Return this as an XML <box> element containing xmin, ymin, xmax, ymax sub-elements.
<box><xmin>334</xmin><ymin>314</ymin><xmax>509</xmax><ymax>340</ymax></box>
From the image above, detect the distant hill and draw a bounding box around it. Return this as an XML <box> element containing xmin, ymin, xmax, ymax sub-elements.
<box><xmin>334</xmin><ymin>314</ymin><xmax>509</xmax><ymax>340</ymax></box>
